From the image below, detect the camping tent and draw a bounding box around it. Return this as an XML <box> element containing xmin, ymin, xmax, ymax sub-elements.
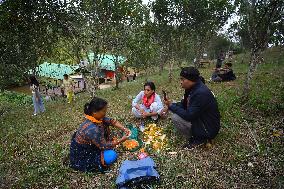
<box><xmin>87</xmin><ymin>53</ymin><xmax>126</xmax><ymax>71</ymax></box>
<box><xmin>29</xmin><ymin>62</ymin><xmax>79</xmax><ymax>80</ymax></box>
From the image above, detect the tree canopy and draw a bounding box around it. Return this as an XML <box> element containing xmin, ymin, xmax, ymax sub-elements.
<box><xmin>0</xmin><ymin>0</ymin><xmax>283</xmax><ymax>94</ymax></box>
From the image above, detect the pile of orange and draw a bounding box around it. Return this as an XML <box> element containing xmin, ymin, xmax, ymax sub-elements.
<box><xmin>123</xmin><ymin>139</ymin><xmax>139</xmax><ymax>150</ymax></box>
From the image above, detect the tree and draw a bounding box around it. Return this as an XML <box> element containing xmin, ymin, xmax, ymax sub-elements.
<box><xmin>103</xmin><ymin>0</ymin><xmax>146</xmax><ymax>89</ymax></box>
<box><xmin>178</xmin><ymin>0</ymin><xmax>234</xmax><ymax>67</ymax></box>
<box><xmin>0</xmin><ymin>0</ymin><xmax>77</xmax><ymax>89</ymax></box>
<box><xmin>126</xmin><ymin>21</ymin><xmax>160</xmax><ymax>74</ymax></box>
<box><xmin>208</xmin><ymin>34</ymin><xmax>233</xmax><ymax>59</ymax></box>
<box><xmin>235</xmin><ymin>0</ymin><xmax>284</xmax><ymax>98</ymax></box>
<box><xmin>151</xmin><ymin>0</ymin><xmax>183</xmax><ymax>81</ymax></box>
<box><xmin>76</xmin><ymin>0</ymin><xmax>146</xmax><ymax>92</ymax></box>
<box><xmin>151</xmin><ymin>0</ymin><xmax>234</xmax><ymax>80</ymax></box>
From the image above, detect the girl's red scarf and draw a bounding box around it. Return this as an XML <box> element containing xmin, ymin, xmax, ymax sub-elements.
<box><xmin>143</xmin><ymin>93</ymin><xmax>155</xmax><ymax>108</ymax></box>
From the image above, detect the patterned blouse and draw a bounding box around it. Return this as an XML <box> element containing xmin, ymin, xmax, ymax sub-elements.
<box><xmin>74</xmin><ymin>117</ymin><xmax>116</xmax><ymax>149</ymax></box>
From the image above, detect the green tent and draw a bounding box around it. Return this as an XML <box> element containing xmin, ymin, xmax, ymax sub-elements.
<box><xmin>29</xmin><ymin>53</ymin><xmax>125</xmax><ymax>79</ymax></box>
<box><xmin>88</xmin><ymin>53</ymin><xmax>126</xmax><ymax>71</ymax></box>
<box><xmin>29</xmin><ymin>62</ymin><xmax>79</xmax><ymax>80</ymax></box>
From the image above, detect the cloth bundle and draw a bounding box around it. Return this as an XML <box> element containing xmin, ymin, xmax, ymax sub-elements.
<box><xmin>116</xmin><ymin>157</ymin><xmax>159</xmax><ymax>189</ymax></box>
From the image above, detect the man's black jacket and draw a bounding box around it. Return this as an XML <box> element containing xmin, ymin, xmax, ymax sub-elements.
<box><xmin>169</xmin><ymin>79</ymin><xmax>221</xmax><ymax>140</ymax></box>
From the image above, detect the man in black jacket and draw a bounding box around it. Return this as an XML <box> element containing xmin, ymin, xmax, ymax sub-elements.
<box><xmin>164</xmin><ymin>67</ymin><xmax>220</xmax><ymax>149</ymax></box>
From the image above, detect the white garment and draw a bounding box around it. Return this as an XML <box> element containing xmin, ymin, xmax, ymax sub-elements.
<box><xmin>132</xmin><ymin>91</ymin><xmax>164</xmax><ymax>113</ymax></box>
<box><xmin>132</xmin><ymin>102</ymin><xmax>162</xmax><ymax>120</ymax></box>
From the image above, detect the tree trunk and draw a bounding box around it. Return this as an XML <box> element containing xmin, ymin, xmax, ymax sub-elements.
<box><xmin>159</xmin><ymin>60</ymin><xmax>164</xmax><ymax>75</ymax></box>
<box><xmin>114</xmin><ymin>55</ymin><xmax>119</xmax><ymax>89</ymax></box>
<box><xmin>194</xmin><ymin>45</ymin><xmax>203</xmax><ymax>68</ymax></box>
<box><xmin>159</xmin><ymin>46</ymin><xmax>168</xmax><ymax>75</ymax></box>
<box><xmin>84</xmin><ymin>53</ymin><xmax>97</xmax><ymax>97</ymax></box>
<box><xmin>168</xmin><ymin>59</ymin><xmax>174</xmax><ymax>83</ymax></box>
<box><xmin>241</xmin><ymin>51</ymin><xmax>247</xmax><ymax>64</ymax></box>
<box><xmin>75</xmin><ymin>47</ymin><xmax>81</xmax><ymax>65</ymax></box>
<box><xmin>159</xmin><ymin>53</ymin><xmax>166</xmax><ymax>75</ymax></box>
<box><xmin>243</xmin><ymin>49</ymin><xmax>261</xmax><ymax>98</ymax></box>
<box><xmin>177</xmin><ymin>58</ymin><xmax>182</xmax><ymax>68</ymax></box>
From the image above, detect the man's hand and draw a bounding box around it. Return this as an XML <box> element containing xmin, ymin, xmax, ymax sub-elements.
<box><xmin>161</xmin><ymin>107</ymin><xmax>169</xmax><ymax>117</ymax></box>
<box><xmin>164</xmin><ymin>99</ymin><xmax>172</xmax><ymax>107</ymax></box>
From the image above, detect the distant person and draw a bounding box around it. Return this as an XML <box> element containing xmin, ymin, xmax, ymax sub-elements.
<box><xmin>132</xmin><ymin>82</ymin><xmax>164</xmax><ymax>120</ymax></box>
<box><xmin>163</xmin><ymin>67</ymin><xmax>221</xmax><ymax>149</ymax></box>
<box><xmin>211</xmin><ymin>63</ymin><xmax>236</xmax><ymax>82</ymax></box>
<box><xmin>216</xmin><ymin>51</ymin><xmax>225</xmax><ymax>68</ymax></box>
<box><xmin>70</xmin><ymin>97</ymin><xmax>131</xmax><ymax>172</ymax></box>
<box><xmin>133</xmin><ymin>71</ymin><xmax>137</xmax><ymax>81</ymax></box>
<box><xmin>228</xmin><ymin>51</ymin><xmax>233</xmax><ymax>63</ymax></box>
<box><xmin>61</xmin><ymin>74</ymin><xmax>75</xmax><ymax>103</ymax></box>
<box><xmin>29</xmin><ymin>76</ymin><xmax>45</xmax><ymax>116</ymax></box>
<box><xmin>126</xmin><ymin>71</ymin><xmax>131</xmax><ymax>82</ymax></box>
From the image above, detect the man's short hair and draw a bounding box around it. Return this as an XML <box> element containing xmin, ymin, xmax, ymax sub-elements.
<box><xmin>180</xmin><ymin>67</ymin><xmax>200</xmax><ymax>81</ymax></box>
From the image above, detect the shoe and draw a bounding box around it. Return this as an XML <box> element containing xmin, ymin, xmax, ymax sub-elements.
<box><xmin>183</xmin><ymin>139</ymin><xmax>205</xmax><ymax>149</ymax></box>
<box><xmin>32</xmin><ymin>113</ymin><xmax>37</xmax><ymax>116</ymax></box>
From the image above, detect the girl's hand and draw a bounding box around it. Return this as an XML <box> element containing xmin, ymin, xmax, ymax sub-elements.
<box><xmin>141</xmin><ymin>111</ymin><xmax>148</xmax><ymax>118</ymax></box>
<box><xmin>120</xmin><ymin>135</ymin><xmax>129</xmax><ymax>143</ymax></box>
<box><xmin>124</xmin><ymin>129</ymin><xmax>131</xmax><ymax>137</ymax></box>
<box><xmin>135</xmin><ymin>104</ymin><xmax>141</xmax><ymax>111</ymax></box>
<box><xmin>112</xmin><ymin>137</ymin><xmax>119</xmax><ymax>146</ymax></box>
<box><xmin>113</xmin><ymin>136</ymin><xmax>127</xmax><ymax>146</ymax></box>
<box><xmin>139</xmin><ymin>109</ymin><xmax>145</xmax><ymax>114</ymax></box>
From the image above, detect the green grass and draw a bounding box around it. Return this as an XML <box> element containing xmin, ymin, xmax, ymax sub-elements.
<box><xmin>0</xmin><ymin>51</ymin><xmax>283</xmax><ymax>188</ymax></box>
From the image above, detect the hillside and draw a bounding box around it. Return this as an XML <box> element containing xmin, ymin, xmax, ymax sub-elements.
<box><xmin>0</xmin><ymin>50</ymin><xmax>283</xmax><ymax>188</ymax></box>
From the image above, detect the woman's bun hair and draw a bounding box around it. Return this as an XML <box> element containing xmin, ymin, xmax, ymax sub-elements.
<box><xmin>84</xmin><ymin>97</ymin><xmax>108</xmax><ymax>115</ymax></box>
<box><xmin>84</xmin><ymin>103</ymin><xmax>91</xmax><ymax>115</ymax></box>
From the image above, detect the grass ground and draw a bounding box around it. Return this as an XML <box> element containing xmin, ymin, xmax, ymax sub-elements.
<box><xmin>0</xmin><ymin>48</ymin><xmax>283</xmax><ymax>188</ymax></box>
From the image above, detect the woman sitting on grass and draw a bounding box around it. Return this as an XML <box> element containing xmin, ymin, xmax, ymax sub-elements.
<box><xmin>132</xmin><ymin>82</ymin><xmax>164</xmax><ymax>120</ymax></box>
<box><xmin>70</xmin><ymin>97</ymin><xmax>131</xmax><ymax>172</ymax></box>
<box><xmin>211</xmin><ymin>63</ymin><xmax>236</xmax><ymax>82</ymax></box>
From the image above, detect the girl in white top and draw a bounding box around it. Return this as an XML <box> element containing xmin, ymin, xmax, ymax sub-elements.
<box><xmin>132</xmin><ymin>82</ymin><xmax>164</xmax><ymax>120</ymax></box>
